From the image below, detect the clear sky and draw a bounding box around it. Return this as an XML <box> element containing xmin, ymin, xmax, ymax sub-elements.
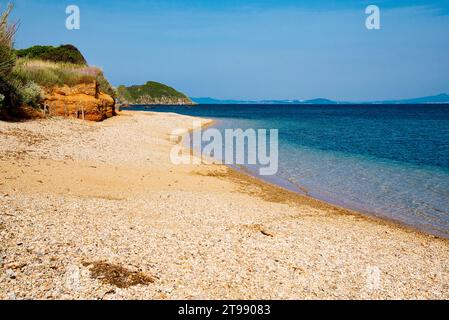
<box><xmin>7</xmin><ymin>0</ymin><xmax>449</xmax><ymax>101</ymax></box>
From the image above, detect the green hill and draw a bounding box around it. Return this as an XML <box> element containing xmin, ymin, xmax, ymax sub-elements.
<box><xmin>117</xmin><ymin>81</ymin><xmax>195</xmax><ymax>105</ymax></box>
<box><xmin>15</xmin><ymin>44</ymin><xmax>88</xmax><ymax>65</ymax></box>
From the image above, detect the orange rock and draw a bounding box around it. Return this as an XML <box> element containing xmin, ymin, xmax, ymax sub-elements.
<box><xmin>43</xmin><ymin>82</ymin><xmax>115</xmax><ymax>122</ymax></box>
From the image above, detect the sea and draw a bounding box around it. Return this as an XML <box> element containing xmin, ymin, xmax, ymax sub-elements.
<box><xmin>129</xmin><ymin>104</ymin><xmax>449</xmax><ymax>238</ymax></box>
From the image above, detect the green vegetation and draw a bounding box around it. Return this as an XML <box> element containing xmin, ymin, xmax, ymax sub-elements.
<box><xmin>13</xmin><ymin>42</ymin><xmax>116</xmax><ymax>96</ymax></box>
<box><xmin>96</xmin><ymin>71</ymin><xmax>116</xmax><ymax>98</ymax></box>
<box><xmin>0</xmin><ymin>5</ymin><xmax>116</xmax><ymax>119</ymax></box>
<box><xmin>117</xmin><ymin>81</ymin><xmax>194</xmax><ymax>105</ymax></box>
<box><xmin>0</xmin><ymin>4</ymin><xmax>16</xmax><ymax>79</ymax></box>
<box><xmin>12</xmin><ymin>59</ymin><xmax>96</xmax><ymax>87</ymax></box>
<box><xmin>12</xmin><ymin>59</ymin><xmax>115</xmax><ymax>97</ymax></box>
<box><xmin>15</xmin><ymin>44</ymin><xmax>88</xmax><ymax>65</ymax></box>
<box><xmin>0</xmin><ymin>3</ymin><xmax>17</xmax><ymax>109</ymax></box>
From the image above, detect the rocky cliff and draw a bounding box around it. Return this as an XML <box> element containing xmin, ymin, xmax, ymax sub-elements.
<box><xmin>43</xmin><ymin>82</ymin><xmax>115</xmax><ymax>122</ymax></box>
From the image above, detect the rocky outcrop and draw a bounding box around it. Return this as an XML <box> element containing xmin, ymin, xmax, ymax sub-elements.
<box><xmin>43</xmin><ymin>82</ymin><xmax>115</xmax><ymax>122</ymax></box>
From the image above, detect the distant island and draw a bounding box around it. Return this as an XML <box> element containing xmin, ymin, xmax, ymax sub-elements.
<box><xmin>191</xmin><ymin>94</ymin><xmax>449</xmax><ymax>105</ymax></box>
<box><xmin>117</xmin><ymin>81</ymin><xmax>196</xmax><ymax>106</ymax></box>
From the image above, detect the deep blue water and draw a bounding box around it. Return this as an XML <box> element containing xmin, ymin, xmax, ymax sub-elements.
<box><xmin>130</xmin><ymin>104</ymin><xmax>449</xmax><ymax>237</ymax></box>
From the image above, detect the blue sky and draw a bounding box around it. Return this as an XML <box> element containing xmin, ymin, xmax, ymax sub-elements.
<box><xmin>6</xmin><ymin>0</ymin><xmax>449</xmax><ymax>101</ymax></box>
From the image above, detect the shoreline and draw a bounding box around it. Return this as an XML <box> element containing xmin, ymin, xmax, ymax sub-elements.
<box><xmin>230</xmin><ymin>164</ymin><xmax>449</xmax><ymax>240</ymax></box>
<box><xmin>1</xmin><ymin>110</ymin><xmax>448</xmax><ymax>299</ymax></box>
<box><xmin>185</xmin><ymin>115</ymin><xmax>449</xmax><ymax>240</ymax></box>
<box><xmin>137</xmin><ymin>110</ymin><xmax>449</xmax><ymax>246</ymax></box>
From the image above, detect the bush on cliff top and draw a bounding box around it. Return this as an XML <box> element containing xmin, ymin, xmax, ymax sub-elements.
<box><xmin>14</xmin><ymin>44</ymin><xmax>116</xmax><ymax>97</ymax></box>
<box><xmin>12</xmin><ymin>59</ymin><xmax>116</xmax><ymax>98</ymax></box>
<box><xmin>16</xmin><ymin>44</ymin><xmax>88</xmax><ymax>65</ymax></box>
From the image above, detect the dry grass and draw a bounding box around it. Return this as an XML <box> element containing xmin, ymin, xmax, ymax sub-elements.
<box><xmin>0</xmin><ymin>3</ymin><xmax>17</xmax><ymax>78</ymax></box>
<box><xmin>83</xmin><ymin>261</ymin><xmax>155</xmax><ymax>289</ymax></box>
<box><xmin>12</xmin><ymin>58</ymin><xmax>103</xmax><ymax>88</ymax></box>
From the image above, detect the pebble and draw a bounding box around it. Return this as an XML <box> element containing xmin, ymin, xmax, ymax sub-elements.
<box><xmin>7</xmin><ymin>292</ymin><xmax>17</xmax><ymax>300</ymax></box>
<box><xmin>0</xmin><ymin>112</ymin><xmax>448</xmax><ymax>300</ymax></box>
<box><xmin>6</xmin><ymin>269</ymin><xmax>17</xmax><ymax>279</ymax></box>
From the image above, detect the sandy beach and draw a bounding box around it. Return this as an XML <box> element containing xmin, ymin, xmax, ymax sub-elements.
<box><xmin>0</xmin><ymin>110</ymin><xmax>448</xmax><ymax>300</ymax></box>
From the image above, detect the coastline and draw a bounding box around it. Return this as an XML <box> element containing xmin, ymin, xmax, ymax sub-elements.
<box><xmin>230</xmin><ymin>164</ymin><xmax>449</xmax><ymax>240</ymax></box>
<box><xmin>1</xmin><ymin>110</ymin><xmax>448</xmax><ymax>299</ymax></box>
<box><xmin>186</xmin><ymin>115</ymin><xmax>448</xmax><ymax>240</ymax></box>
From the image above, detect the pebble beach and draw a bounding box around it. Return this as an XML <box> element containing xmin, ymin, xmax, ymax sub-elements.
<box><xmin>0</xmin><ymin>111</ymin><xmax>448</xmax><ymax>300</ymax></box>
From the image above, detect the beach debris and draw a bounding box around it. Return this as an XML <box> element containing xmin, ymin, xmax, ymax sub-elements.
<box><xmin>5</xmin><ymin>262</ymin><xmax>27</xmax><ymax>270</ymax></box>
<box><xmin>100</xmin><ymin>289</ymin><xmax>116</xmax><ymax>300</ymax></box>
<box><xmin>243</xmin><ymin>224</ymin><xmax>275</xmax><ymax>237</ymax></box>
<box><xmin>1</xmin><ymin>212</ymin><xmax>15</xmax><ymax>217</ymax></box>
<box><xmin>83</xmin><ymin>261</ymin><xmax>155</xmax><ymax>288</ymax></box>
<box><xmin>260</xmin><ymin>228</ymin><xmax>274</xmax><ymax>237</ymax></box>
<box><xmin>291</xmin><ymin>265</ymin><xmax>306</xmax><ymax>274</ymax></box>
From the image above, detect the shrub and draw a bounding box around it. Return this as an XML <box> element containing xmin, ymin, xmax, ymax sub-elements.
<box><xmin>12</xmin><ymin>58</ymin><xmax>116</xmax><ymax>97</ymax></box>
<box><xmin>16</xmin><ymin>81</ymin><xmax>43</xmax><ymax>107</ymax></box>
<box><xmin>96</xmin><ymin>70</ymin><xmax>116</xmax><ymax>98</ymax></box>
<box><xmin>15</xmin><ymin>44</ymin><xmax>88</xmax><ymax>65</ymax></box>
<box><xmin>0</xmin><ymin>4</ymin><xmax>20</xmax><ymax>111</ymax></box>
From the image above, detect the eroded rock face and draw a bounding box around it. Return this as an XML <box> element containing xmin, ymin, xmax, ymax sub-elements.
<box><xmin>43</xmin><ymin>82</ymin><xmax>115</xmax><ymax>122</ymax></box>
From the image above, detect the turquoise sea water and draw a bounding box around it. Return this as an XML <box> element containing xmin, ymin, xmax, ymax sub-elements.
<box><xmin>130</xmin><ymin>104</ymin><xmax>449</xmax><ymax>238</ymax></box>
